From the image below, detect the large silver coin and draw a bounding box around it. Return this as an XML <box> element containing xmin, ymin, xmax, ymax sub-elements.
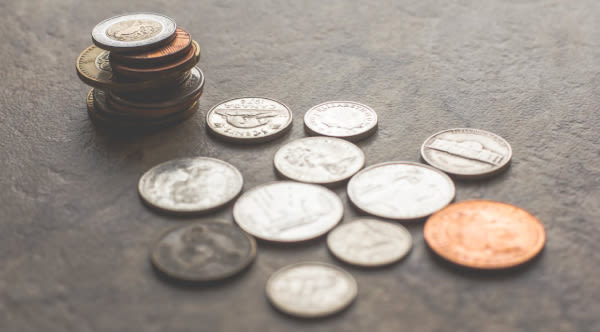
<box><xmin>327</xmin><ymin>219</ymin><xmax>412</xmax><ymax>267</ymax></box>
<box><xmin>92</xmin><ymin>13</ymin><xmax>177</xmax><ymax>52</ymax></box>
<box><xmin>206</xmin><ymin>97</ymin><xmax>293</xmax><ymax>143</ymax></box>
<box><xmin>266</xmin><ymin>262</ymin><xmax>357</xmax><ymax>318</ymax></box>
<box><xmin>347</xmin><ymin>162</ymin><xmax>455</xmax><ymax>220</ymax></box>
<box><xmin>421</xmin><ymin>128</ymin><xmax>513</xmax><ymax>179</ymax></box>
<box><xmin>233</xmin><ymin>181</ymin><xmax>343</xmax><ymax>242</ymax></box>
<box><xmin>273</xmin><ymin>137</ymin><xmax>365</xmax><ymax>185</ymax></box>
<box><xmin>151</xmin><ymin>221</ymin><xmax>256</xmax><ymax>282</ymax></box>
<box><xmin>304</xmin><ymin>101</ymin><xmax>378</xmax><ymax>141</ymax></box>
<box><xmin>138</xmin><ymin>157</ymin><xmax>243</xmax><ymax>214</ymax></box>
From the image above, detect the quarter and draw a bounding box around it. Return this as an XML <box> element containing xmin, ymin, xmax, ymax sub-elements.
<box><xmin>92</xmin><ymin>13</ymin><xmax>177</xmax><ymax>52</ymax></box>
<box><xmin>304</xmin><ymin>101</ymin><xmax>378</xmax><ymax>141</ymax></box>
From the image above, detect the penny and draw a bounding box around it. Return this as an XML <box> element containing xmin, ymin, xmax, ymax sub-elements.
<box><xmin>138</xmin><ymin>157</ymin><xmax>243</xmax><ymax>214</ymax></box>
<box><xmin>304</xmin><ymin>101</ymin><xmax>378</xmax><ymax>141</ymax></box>
<box><xmin>273</xmin><ymin>137</ymin><xmax>365</xmax><ymax>185</ymax></box>
<box><xmin>347</xmin><ymin>162</ymin><xmax>455</xmax><ymax>220</ymax></box>
<box><xmin>206</xmin><ymin>97</ymin><xmax>293</xmax><ymax>143</ymax></box>
<box><xmin>327</xmin><ymin>219</ymin><xmax>412</xmax><ymax>267</ymax></box>
<box><xmin>421</xmin><ymin>128</ymin><xmax>512</xmax><ymax>179</ymax></box>
<box><xmin>233</xmin><ymin>181</ymin><xmax>343</xmax><ymax>242</ymax></box>
<box><xmin>151</xmin><ymin>221</ymin><xmax>256</xmax><ymax>282</ymax></box>
<box><xmin>92</xmin><ymin>13</ymin><xmax>177</xmax><ymax>52</ymax></box>
<box><xmin>424</xmin><ymin>200</ymin><xmax>546</xmax><ymax>269</ymax></box>
<box><xmin>109</xmin><ymin>28</ymin><xmax>192</xmax><ymax>66</ymax></box>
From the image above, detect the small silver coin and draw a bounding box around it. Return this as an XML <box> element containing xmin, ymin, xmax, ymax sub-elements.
<box><xmin>233</xmin><ymin>181</ymin><xmax>343</xmax><ymax>242</ymax></box>
<box><xmin>92</xmin><ymin>13</ymin><xmax>177</xmax><ymax>52</ymax></box>
<box><xmin>274</xmin><ymin>137</ymin><xmax>365</xmax><ymax>185</ymax></box>
<box><xmin>151</xmin><ymin>221</ymin><xmax>256</xmax><ymax>282</ymax></box>
<box><xmin>421</xmin><ymin>128</ymin><xmax>513</xmax><ymax>179</ymax></box>
<box><xmin>266</xmin><ymin>262</ymin><xmax>357</xmax><ymax>318</ymax></box>
<box><xmin>327</xmin><ymin>219</ymin><xmax>412</xmax><ymax>267</ymax></box>
<box><xmin>206</xmin><ymin>97</ymin><xmax>293</xmax><ymax>143</ymax></box>
<box><xmin>304</xmin><ymin>101</ymin><xmax>378</xmax><ymax>141</ymax></box>
<box><xmin>139</xmin><ymin>157</ymin><xmax>243</xmax><ymax>214</ymax></box>
<box><xmin>347</xmin><ymin>162</ymin><xmax>455</xmax><ymax>220</ymax></box>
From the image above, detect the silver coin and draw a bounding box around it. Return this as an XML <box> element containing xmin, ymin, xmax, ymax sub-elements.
<box><xmin>304</xmin><ymin>101</ymin><xmax>378</xmax><ymax>141</ymax></box>
<box><xmin>347</xmin><ymin>162</ymin><xmax>455</xmax><ymax>220</ymax></box>
<box><xmin>92</xmin><ymin>13</ymin><xmax>177</xmax><ymax>52</ymax></box>
<box><xmin>266</xmin><ymin>262</ymin><xmax>357</xmax><ymax>318</ymax></box>
<box><xmin>273</xmin><ymin>137</ymin><xmax>365</xmax><ymax>185</ymax></box>
<box><xmin>233</xmin><ymin>181</ymin><xmax>343</xmax><ymax>242</ymax></box>
<box><xmin>421</xmin><ymin>128</ymin><xmax>513</xmax><ymax>179</ymax></box>
<box><xmin>151</xmin><ymin>220</ymin><xmax>256</xmax><ymax>282</ymax></box>
<box><xmin>138</xmin><ymin>157</ymin><xmax>243</xmax><ymax>214</ymax></box>
<box><xmin>327</xmin><ymin>219</ymin><xmax>412</xmax><ymax>267</ymax></box>
<box><xmin>206</xmin><ymin>97</ymin><xmax>293</xmax><ymax>143</ymax></box>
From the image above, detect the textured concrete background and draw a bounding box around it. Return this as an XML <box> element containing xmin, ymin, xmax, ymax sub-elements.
<box><xmin>1</xmin><ymin>0</ymin><xmax>599</xmax><ymax>331</ymax></box>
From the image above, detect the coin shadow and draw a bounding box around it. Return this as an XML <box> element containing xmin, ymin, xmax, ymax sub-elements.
<box><xmin>150</xmin><ymin>259</ymin><xmax>255</xmax><ymax>290</ymax></box>
<box><xmin>204</xmin><ymin>124</ymin><xmax>293</xmax><ymax>150</ymax></box>
<box><xmin>265</xmin><ymin>295</ymin><xmax>356</xmax><ymax>323</ymax></box>
<box><xmin>418</xmin><ymin>155</ymin><xmax>513</xmax><ymax>185</ymax></box>
<box><xmin>255</xmin><ymin>234</ymin><xmax>327</xmax><ymax>252</ymax></box>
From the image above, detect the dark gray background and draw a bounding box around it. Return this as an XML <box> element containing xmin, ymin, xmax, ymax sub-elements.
<box><xmin>1</xmin><ymin>0</ymin><xmax>599</xmax><ymax>331</ymax></box>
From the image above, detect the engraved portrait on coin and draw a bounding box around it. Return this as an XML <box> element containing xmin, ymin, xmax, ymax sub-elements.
<box><xmin>106</xmin><ymin>19</ymin><xmax>163</xmax><ymax>42</ymax></box>
<box><xmin>304</xmin><ymin>101</ymin><xmax>378</xmax><ymax>141</ymax></box>
<box><xmin>92</xmin><ymin>13</ymin><xmax>177</xmax><ymax>52</ymax></box>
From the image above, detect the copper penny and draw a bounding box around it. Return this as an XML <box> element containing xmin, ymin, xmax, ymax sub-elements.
<box><xmin>110</xmin><ymin>28</ymin><xmax>193</xmax><ymax>66</ymax></box>
<box><xmin>424</xmin><ymin>200</ymin><xmax>545</xmax><ymax>269</ymax></box>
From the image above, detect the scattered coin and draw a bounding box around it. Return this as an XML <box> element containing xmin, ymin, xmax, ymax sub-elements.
<box><xmin>109</xmin><ymin>27</ymin><xmax>193</xmax><ymax>66</ymax></box>
<box><xmin>304</xmin><ymin>101</ymin><xmax>378</xmax><ymax>141</ymax></box>
<box><xmin>92</xmin><ymin>13</ymin><xmax>177</xmax><ymax>52</ymax></box>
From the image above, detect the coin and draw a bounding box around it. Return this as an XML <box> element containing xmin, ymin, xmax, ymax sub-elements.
<box><xmin>92</xmin><ymin>13</ymin><xmax>177</xmax><ymax>52</ymax></box>
<box><xmin>424</xmin><ymin>200</ymin><xmax>546</xmax><ymax>269</ymax></box>
<box><xmin>109</xmin><ymin>28</ymin><xmax>192</xmax><ymax>66</ymax></box>
<box><xmin>266</xmin><ymin>262</ymin><xmax>357</xmax><ymax>318</ymax></box>
<box><xmin>151</xmin><ymin>220</ymin><xmax>256</xmax><ymax>282</ymax></box>
<box><xmin>327</xmin><ymin>219</ymin><xmax>412</xmax><ymax>267</ymax></box>
<box><xmin>304</xmin><ymin>101</ymin><xmax>378</xmax><ymax>141</ymax></box>
<box><xmin>101</xmin><ymin>89</ymin><xmax>200</xmax><ymax>120</ymax></box>
<box><xmin>421</xmin><ymin>128</ymin><xmax>513</xmax><ymax>179</ymax></box>
<box><xmin>347</xmin><ymin>162</ymin><xmax>455</xmax><ymax>220</ymax></box>
<box><xmin>273</xmin><ymin>137</ymin><xmax>365</xmax><ymax>185</ymax></box>
<box><xmin>138</xmin><ymin>157</ymin><xmax>243</xmax><ymax>214</ymax></box>
<box><xmin>206</xmin><ymin>97</ymin><xmax>293</xmax><ymax>143</ymax></box>
<box><xmin>233</xmin><ymin>181</ymin><xmax>343</xmax><ymax>242</ymax></box>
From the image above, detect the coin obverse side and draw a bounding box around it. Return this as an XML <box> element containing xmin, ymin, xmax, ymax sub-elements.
<box><xmin>233</xmin><ymin>181</ymin><xmax>343</xmax><ymax>242</ymax></box>
<box><xmin>327</xmin><ymin>219</ymin><xmax>412</xmax><ymax>267</ymax></box>
<box><xmin>266</xmin><ymin>262</ymin><xmax>358</xmax><ymax>318</ymax></box>
<box><xmin>421</xmin><ymin>128</ymin><xmax>512</xmax><ymax>179</ymax></box>
<box><xmin>138</xmin><ymin>157</ymin><xmax>243</xmax><ymax>214</ymax></box>
<box><xmin>424</xmin><ymin>200</ymin><xmax>546</xmax><ymax>269</ymax></box>
<box><xmin>347</xmin><ymin>162</ymin><xmax>456</xmax><ymax>220</ymax></box>
<box><xmin>274</xmin><ymin>137</ymin><xmax>365</xmax><ymax>185</ymax></box>
<box><xmin>92</xmin><ymin>13</ymin><xmax>177</xmax><ymax>52</ymax></box>
<box><xmin>151</xmin><ymin>221</ymin><xmax>256</xmax><ymax>282</ymax></box>
<box><xmin>109</xmin><ymin>27</ymin><xmax>192</xmax><ymax>65</ymax></box>
<box><xmin>304</xmin><ymin>101</ymin><xmax>378</xmax><ymax>141</ymax></box>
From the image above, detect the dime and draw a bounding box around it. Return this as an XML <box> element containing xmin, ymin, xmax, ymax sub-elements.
<box><xmin>233</xmin><ymin>181</ymin><xmax>343</xmax><ymax>242</ymax></box>
<box><xmin>304</xmin><ymin>101</ymin><xmax>378</xmax><ymax>141</ymax></box>
<box><xmin>421</xmin><ymin>128</ymin><xmax>512</xmax><ymax>179</ymax></box>
<box><xmin>138</xmin><ymin>157</ymin><xmax>243</xmax><ymax>214</ymax></box>
<box><xmin>109</xmin><ymin>28</ymin><xmax>192</xmax><ymax>66</ymax></box>
<box><xmin>347</xmin><ymin>162</ymin><xmax>455</xmax><ymax>220</ymax></box>
<box><xmin>273</xmin><ymin>137</ymin><xmax>365</xmax><ymax>185</ymax></box>
<box><xmin>266</xmin><ymin>262</ymin><xmax>357</xmax><ymax>318</ymax></box>
<box><xmin>92</xmin><ymin>13</ymin><xmax>177</xmax><ymax>52</ymax></box>
<box><xmin>327</xmin><ymin>219</ymin><xmax>412</xmax><ymax>267</ymax></box>
<box><xmin>424</xmin><ymin>200</ymin><xmax>546</xmax><ymax>269</ymax></box>
<box><xmin>151</xmin><ymin>221</ymin><xmax>256</xmax><ymax>282</ymax></box>
<box><xmin>206</xmin><ymin>97</ymin><xmax>293</xmax><ymax>143</ymax></box>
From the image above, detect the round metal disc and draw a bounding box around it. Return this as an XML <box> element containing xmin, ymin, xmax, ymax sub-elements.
<box><xmin>304</xmin><ymin>101</ymin><xmax>378</xmax><ymax>141</ymax></box>
<box><xmin>109</xmin><ymin>27</ymin><xmax>193</xmax><ymax>66</ymax></box>
<box><xmin>92</xmin><ymin>13</ymin><xmax>177</xmax><ymax>52</ymax></box>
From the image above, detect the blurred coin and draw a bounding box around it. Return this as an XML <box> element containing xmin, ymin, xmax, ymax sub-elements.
<box><xmin>109</xmin><ymin>27</ymin><xmax>192</xmax><ymax>66</ymax></box>
<box><xmin>92</xmin><ymin>13</ymin><xmax>177</xmax><ymax>52</ymax></box>
<box><xmin>99</xmin><ymin>89</ymin><xmax>199</xmax><ymax>119</ymax></box>
<box><xmin>304</xmin><ymin>101</ymin><xmax>378</xmax><ymax>141</ymax></box>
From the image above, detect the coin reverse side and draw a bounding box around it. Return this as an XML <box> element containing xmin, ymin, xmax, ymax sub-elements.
<box><xmin>304</xmin><ymin>101</ymin><xmax>378</xmax><ymax>141</ymax></box>
<box><xmin>92</xmin><ymin>13</ymin><xmax>177</xmax><ymax>52</ymax></box>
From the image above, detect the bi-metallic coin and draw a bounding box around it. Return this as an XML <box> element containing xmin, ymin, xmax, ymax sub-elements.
<box><xmin>109</xmin><ymin>27</ymin><xmax>193</xmax><ymax>66</ymax></box>
<box><xmin>304</xmin><ymin>101</ymin><xmax>378</xmax><ymax>141</ymax></box>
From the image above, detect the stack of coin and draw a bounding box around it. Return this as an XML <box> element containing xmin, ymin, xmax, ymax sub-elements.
<box><xmin>76</xmin><ymin>13</ymin><xmax>204</xmax><ymax>131</ymax></box>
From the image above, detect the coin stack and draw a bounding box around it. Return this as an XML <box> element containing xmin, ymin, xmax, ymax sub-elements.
<box><xmin>76</xmin><ymin>13</ymin><xmax>204</xmax><ymax>131</ymax></box>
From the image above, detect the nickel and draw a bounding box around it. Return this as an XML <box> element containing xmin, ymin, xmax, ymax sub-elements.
<box><xmin>304</xmin><ymin>101</ymin><xmax>378</xmax><ymax>141</ymax></box>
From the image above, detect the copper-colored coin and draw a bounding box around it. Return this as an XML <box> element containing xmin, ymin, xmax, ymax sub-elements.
<box><xmin>424</xmin><ymin>200</ymin><xmax>545</xmax><ymax>269</ymax></box>
<box><xmin>109</xmin><ymin>28</ymin><xmax>193</xmax><ymax>66</ymax></box>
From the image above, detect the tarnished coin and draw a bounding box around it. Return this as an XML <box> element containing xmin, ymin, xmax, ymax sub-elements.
<box><xmin>424</xmin><ymin>200</ymin><xmax>546</xmax><ymax>269</ymax></box>
<box><xmin>266</xmin><ymin>262</ymin><xmax>357</xmax><ymax>318</ymax></box>
<box><xmin>421</xmin><ymin>128</ymin><xmax>512</xmax><ymax>179</ymax></box>
<box><xmin>233</xmin><ymin>181</ymin><xmax>343</xmax><ymax>242</ymax></box>
<box><xmin>92</xmin><ymin>13</ymin><xmax>177</xmax><ymax>52</ymax></box>
<box><xmin>138</xmin><ymin>157</ymin><xmax>243</xmax><ymax>214</ymax></box>
<box><xmin>109</xmin><ymin>27</ymin><xmax>193</xmax><ymax>66</ymax></box>
<box><xmin>304</xmin><ymin>101</ymin><xmax>378</xmax><ymax>141</ymax></box>
<box><xmin>327</xmin><ymin>219</ymin><xmax>412</xmax><ymax>267</ymax></box>
<box><xmin>206</xmin><ymin>97</ymin><xmax>293</xmax><ymax>143</ymax></box>
<box><xmin>347</xmin><ymin>162</ymin><xmax>455</xmax><ymax>220</ymax></box>
<box><xmin>274</xmin><ymin>137</ymin><xmax>365</xmax><ymax>185</ymax></box>
<box><xmin>151</xmin><ymin>221</ymin><xmax>256</xmax><ymax>282</ymax></box>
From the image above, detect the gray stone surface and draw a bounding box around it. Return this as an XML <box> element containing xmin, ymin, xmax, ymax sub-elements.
<box><xmin>1</xmin><ymin>0</ymin><xmax>599</xmax><ymax>331</ymax></box>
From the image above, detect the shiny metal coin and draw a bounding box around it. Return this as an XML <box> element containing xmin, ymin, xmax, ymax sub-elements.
<box><xmin>273</xmin><ymin>137</ymin><xmax>365</xmax><ymax>185</ymax></box>
<box><xmin>421</xmin><ymin>128</ymin><xmax>512</xmax><ymax>179</ymax></box>
<box><xmin>206</xmin><ymin>97</ymin><xmax>293</xmax><ymax>143</ymax></box>
<box><xmin>233</xmin><ymin>181</ymin><xmax>343</xmax><ymax>242</ymax></box>
<box><xmin>138</xmin><ymin>157</ymin><xmax>243</xmax><ymax>214</ymax></box>
<box><xmin>347</xmin><ymin>162</ymin><xmax>455</xmax><ymax>220</ymax></box>
<box><xmin>151</xmin><ymin>220</ymin><xmax>256</xmax><ymax>282</ymax></box>
<box><xmin>327</xmin><ymin>219</ymin><xmax>412</xmax><ymax>267</ymax></box>
<box><xmin>92</xmin><ymin>13</ymin><xmax>177</xmax><ymax>52</ymax></box>
<box><xmin>304</xmin><ymin>101</ymin><xmax>378</xmax><ymax>141</ymax></box>
<box><xmin>109</xmin><ymin>27</ymin><xmax>193</xmax><ymax>66</ymax></box>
